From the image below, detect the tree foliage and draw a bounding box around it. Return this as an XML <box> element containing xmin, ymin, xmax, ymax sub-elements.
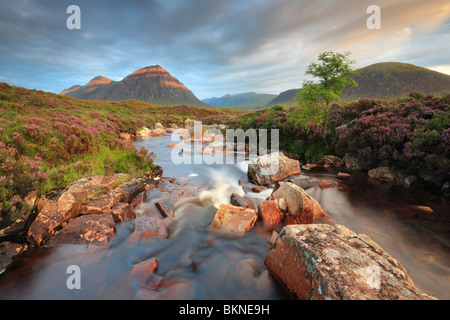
<box><xmin>296</xmin><ymin>51</ymin><xmax>359</xmax><ymax>140</ymax></box>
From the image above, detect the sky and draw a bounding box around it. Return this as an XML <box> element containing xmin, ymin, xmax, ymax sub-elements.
<box><xmin>0</xmin><ymin>0</ymin><xmax>449</xmax><ymax>100</ymax></box>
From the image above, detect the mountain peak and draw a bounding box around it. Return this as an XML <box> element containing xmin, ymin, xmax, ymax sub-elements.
<box><xmin>85</xmin><ymin>76</ymin><xmax>112</xmax><ymax>87</ymax></box>
<box><xmin>128</xmin><ymin>65</ymin><xmax>169</xmax><ymax>77</ymax></box>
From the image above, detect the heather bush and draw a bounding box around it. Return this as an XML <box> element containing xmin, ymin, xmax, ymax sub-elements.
<box><xmin>335</xmin><ymin>94</ymin><xmax>449</xmax><ymax>173</ymax></box>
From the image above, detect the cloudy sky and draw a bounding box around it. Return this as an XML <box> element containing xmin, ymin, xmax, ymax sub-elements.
<box><xmin>0</xmin><ymin>0</ymin><xmax>449</xmax><ymax>99</ymax></box>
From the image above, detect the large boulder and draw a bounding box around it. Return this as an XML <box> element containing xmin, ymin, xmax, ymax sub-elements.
<box><xmin>271</xmin><ymin>182</ymin><xmax>324</xmax><ymax>224</ymax></box>
<box><xmin>27</xmin><ymin>174</ymin><xmax>127</xmax><ymax>245</ymax></box>
<box><xmin>247</xmin><ymin>152</ymin><xmax>301</xmax><ymax>186</ymax></box>
<box><xmin>210</xmin><ymin>204</ymin><xmax>258</xmax><ymax>233</ymax></box>
<box><xmin>265</xmin><ymin>224</ymin><xmax>436</xmax><ymax>300</ymax></box>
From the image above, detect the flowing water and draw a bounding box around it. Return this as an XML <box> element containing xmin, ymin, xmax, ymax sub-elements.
<box><xmin>0</xmin><ymin>130</ymin><xmax>449</xmax><ymax>299</ymax></box>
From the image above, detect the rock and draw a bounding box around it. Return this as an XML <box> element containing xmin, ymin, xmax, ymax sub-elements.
<box><xmin>317</xmin><ymin>155</ymin><xmax>344</xmax><ymax>167</ymax></box>
<box><xmin>302</xmin><ymin>163</ymin><xmax>318</xmax><ymax>171</ymax></box>
<box><xmin>131</xmin><ymin>257</ymin><xmax>158</xmax><ymax>288</ymax></box>
<box><xmin>46</xmin><ymin>213</ymin><xmax>116</xmax><ymax>246</ymax></box>
<box><xmin>154</xmin><ymin>122</ymin><xmax>164</xmax><ymax>130</ymax></box>
<box><xmin>0</xmin><ymin>242</ymin><xmax>28</xmax><ymax>274</ymax></box>
<box><xmin>150</xmin><ymin>166</ymin><xmax>163</xmax><ymax>180</ymax></box>
<box><xmin>277</xmin><ymin>198</ymin><xmax>287</xmax><ymax>212</ymax></box>
<box><xmin>410</xmin><ymin>205</ymin><xmax>433</xmax><ymax>215</ymax></box>
<box><xmin>149</xmin><ymin>128</ymin><xmax>167</xmax><ymax>136</ymax></box>
<box><xmin>210</xmin><ymin>204</ymin><xmax>258</xmax><ymax>234</ymax></box>
<box><xmin>258</xmin><ymin>200</ymin><xmax>283</xmax><ymax>230</ymax></box>
<box><xmin>251</xmin><ymin>186</ymin><xmax>266</xmax><ymax>193</ymax></box>
<box><xmin>248</xmin><ymin>152</ymin><xmax>301</xmax><ymax>186</ymax></box>
<box><xmin>168</xmin><ymin>142</ymin><xmax>180</xmax><ymax>148</ymax></box>
<box><xmin>27</xmin><ymin>174</ymin><xmax>126</xmax><ymax>246</ymax></box>
<box><xmin>80</xmin><ymin>193</ymin><xmax>118</xmax><ymax>215</ymax></box>
<box><xmin>287</xmin><ymin>175</ymin><xmax>320</xmax><ymax>189</ymax></box>
<box><xmin>184</xmin><ymin>118</ymin><xmax>195</xmax><ymax>128</ymax></box>
<box><xmin>271</xmin><ymin>182</ymin><xmax>324</xmax><ymax>224</ymax></box>
<box><xmin>155</xmin><ymin>199</ymin><xmax>175</xmax><ymax>218</ymax></box>
<box><xmin>230</xmin><ymin>193</ymin><xmax>256</xmax><ymax>210</ymax></box>
<box><xmin>119</xmin><ymin>132</ymin><xmax>133</xmax><ymax>140</ymax></box>
<box><xmin>115</xmin><ymin>179</ymin><xmax>146</xmax><ymax>203</ymax></box>
<box><xmin>265</xmin><ymin>224</ymin><xmax>435</xmax><ymax>300</ymax></box>
<box><xmin>127</xmin><ymin>216</ymin><xmax>169</xmax><ymax>243</ymax></box>
<box><xmin>111</xmin><ymin>202</ymin><xmax>136</xmax><ymax>222</ymax></box>
<box><xmin>337</xmin><ymin>172</ymin><xmax>351</xmax><ymax>178</ymax></box>
<box><xmin>269</xmin><ymin>231</ymin><xmax>279</xmax><ymax>247</ymax></box>
<box><xmin>130</xmin><ymin>190</ymin><xmax>147</xmax><ymax>209</ymax></box>
<box><xmin>368</xmin><ymin>167</ymin><xmax>396</xmax><ymax>181</ymax></box>
<box><xmin>317</xmin><ymin>179</ymin><xmax>351</xmax><ymax>192</ymax></box>
<box><xmin>136</xmin><ymin>127</ymin><xmax>151</xmax><ymax>137</ymax></box>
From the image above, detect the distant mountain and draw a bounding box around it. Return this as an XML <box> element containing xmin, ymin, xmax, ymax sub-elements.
<box><xmin>202</xmin><ymin>92</ymin><xmax>277</xmax><ymax>110</ymax></box>
<box><xmin>60</xmin><ymin>66</ymin><xmax>210</xmax><ymax>107</ymax></box>
<box><xmin>265</xmin><ymin>88</ymin><xmax>300</xmax><ymax>107</ymax></box>
<box><xmin>266</xmin><ymin>62</ymin><xmax>450</xmax><ymax>107</ymax></box>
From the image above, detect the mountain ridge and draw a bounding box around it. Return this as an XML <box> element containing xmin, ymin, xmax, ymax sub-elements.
<box><xmin>202</xmin><ymin>92</ymin><xmax>277</xmax><ymax>110</ymax></box>
<box><xmin>60</xmin><ymin>66</ymin><xmax>210</xmax><ymax>107</ymax></box>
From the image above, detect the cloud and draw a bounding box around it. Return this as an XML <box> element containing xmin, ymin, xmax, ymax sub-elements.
<box><xmin>0</xmin><ymin>0</ymin><xmax>449</xmax><ymax>99</ymax></box>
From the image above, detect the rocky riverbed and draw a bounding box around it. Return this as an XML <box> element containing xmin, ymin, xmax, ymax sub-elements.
<box><xmin>0</xmin><ymin>122</ymin><xmax>447</xmax><ymax>299</ymax></box>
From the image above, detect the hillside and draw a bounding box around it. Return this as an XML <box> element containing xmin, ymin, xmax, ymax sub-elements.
<box><xmin>60</xmin><ymin>66</ymin><xmax>210</xmax><ymax>108</ymax></box>
<box><xmin>202</xmin><ymin>92</ymin><xmax>277</xmax><ymax>110</ymax></box>
<box><xmin>0</xmin><ymin>82</ymin><xmax>245</xmax><ymax>224</ymax></box>
<box><xmin>266</xmin><ymin>62</ymin><xmax>450</xmax><ymax>106</ymax></box>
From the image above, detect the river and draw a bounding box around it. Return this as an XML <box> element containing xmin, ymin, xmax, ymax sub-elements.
<box><xmin>0</xmin><ymin>130</ymin><xmax>448</xmax><ymax>299</ymax></box>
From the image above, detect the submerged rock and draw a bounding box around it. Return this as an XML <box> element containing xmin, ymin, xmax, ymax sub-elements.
<box><xmin>265</xmin><ymin>224</ymin><xmax>436</xmax><ymax>300</ymax></box>
<box><xmin>131</xmin><ymin>257</ymin><xmax>159</xmax><ymax>288</ymax></box>
<box><xmin>247</xmin><ymin>152</ymin><xmax>301</xmax><ymax>186</ymax></box>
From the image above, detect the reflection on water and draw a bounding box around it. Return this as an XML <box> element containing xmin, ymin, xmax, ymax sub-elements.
<box><xmin>0</xmin><ymin>131</ymin><xmax>449</xmax><ymax>299</ymax></box>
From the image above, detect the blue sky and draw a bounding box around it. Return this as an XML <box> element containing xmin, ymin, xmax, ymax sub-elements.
<box><xmin>0</xmin><ymin>0</ymin><xmax>449</xmax><ymax>100</ymax></box>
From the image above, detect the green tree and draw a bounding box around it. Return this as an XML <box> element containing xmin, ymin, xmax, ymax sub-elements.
<box><xmin>296</xmin><ymin>51</ymin><xmax>359</xmax><ymax>141</ymax></box>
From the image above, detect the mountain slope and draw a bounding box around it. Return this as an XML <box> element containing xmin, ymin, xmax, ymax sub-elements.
<box><xmin>202</xmin><ymin>92</ymin><xmax>277</xmax><ymax>110</ymax></box>
<box><xmin>266</xmin><ymin>62</ymin><xmax>450</xmax><ymax>106</ymax></box>
<box><xmin>60</xmin><ymin>66</ymin><xmax>210</xmax><ymax>107</ymax></box>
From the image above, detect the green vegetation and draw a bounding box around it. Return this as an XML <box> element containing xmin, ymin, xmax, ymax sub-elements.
<box><xmin>296</xmin><ymin>51</ymin><xmax>358</xmax><ymax>142</ymax></box>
